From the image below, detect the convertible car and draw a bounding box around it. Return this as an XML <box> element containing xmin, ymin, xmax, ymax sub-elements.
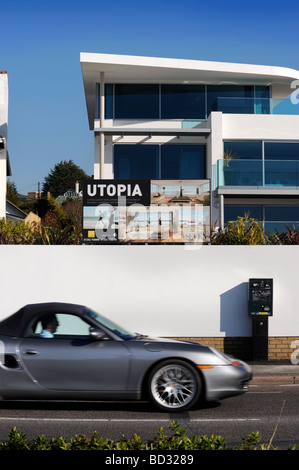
<box><xmin>0</xmin><ymin>302</ymin><xmax>252</xmax><ymax>412</ymax></box>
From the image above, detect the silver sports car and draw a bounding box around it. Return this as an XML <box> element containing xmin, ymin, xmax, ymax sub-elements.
<box><xmin>0</xmin><ymin>303</ymin><xmax>252</xmax><ymax>412</ymax></box>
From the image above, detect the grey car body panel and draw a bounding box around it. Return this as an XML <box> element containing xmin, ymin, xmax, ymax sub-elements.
<box><xmin>0</xmin><ymin>303</ymin><xmax>252</xmax><ymax>404</ymax></box>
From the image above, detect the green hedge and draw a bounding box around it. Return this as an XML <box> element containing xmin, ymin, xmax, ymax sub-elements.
<box><xmin>0</xmin><ymin>213</ymin><xmax>81</xmax><ymax>245</ymax></box>
<box><xmin>0</xmin><ymin>422</ymin><xmax>295</xmax><ymax>450</ymax></box>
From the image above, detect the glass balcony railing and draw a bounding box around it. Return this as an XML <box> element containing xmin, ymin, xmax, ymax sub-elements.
<box><xmin>213</xmin><ymin>159</ymin><xmax>299</xmax><ymax>189</ymax></box>
<box><xmin>214</xmin><ymin>97</ymin><xmax>299</xmax><ymax>115</ymax></box>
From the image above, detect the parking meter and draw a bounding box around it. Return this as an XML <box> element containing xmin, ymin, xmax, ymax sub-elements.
<box><xmin>249</xmin><ymin>279</ymin><xmax>273</xmax><ymax>361</ymax></box>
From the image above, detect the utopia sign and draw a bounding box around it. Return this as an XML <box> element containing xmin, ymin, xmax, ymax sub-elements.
<box><xmin>82</xmin><ymin>179</ymin><xmax>210</xmax><ymax>244</ymax></box>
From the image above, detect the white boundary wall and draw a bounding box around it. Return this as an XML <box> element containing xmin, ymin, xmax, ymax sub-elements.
<box><xmin>0</xmin><ymin>245</ymin><xmax>298</xmax><ymax>338</ymax></box>
<box><xmin>0</xmin><ymin>73</ymin><xmax>8</xmax><ymax>220</ymax></box>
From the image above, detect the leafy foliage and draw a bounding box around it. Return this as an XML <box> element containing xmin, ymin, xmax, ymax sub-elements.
<box><xmin>6</xmin><ymin>180</ymin><xmax>20</xmax><ymax>206</ymax></box>
<box><xmin>267</xmin><ymin>226</ymin><xmax>299</xmax><ymax>245</ymax></box>
<box><xmin>0</xmin><ymin>218</ymin><xmax>37</xmax><ymax>244</ymax></box>
<box><xmin>42</xmin><ymin>160</ymin><xmax>91</xmax><ymax>198</ymax></box>
<box><xmin>0</xmin><ymin>195</ymin><xmax>82</xmax><ymax>245</ymax></box>
<box><xmin>0</xmin><ymin>422</ymin><xmax>295</xmax><ymax>450</ymax></box>
<box><xmin>211</xmin><ymin>215</ymin><xmax>268</xmax><ymax>245</ymax></box>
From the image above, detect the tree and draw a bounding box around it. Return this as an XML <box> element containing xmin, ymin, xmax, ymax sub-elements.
<box><xmin>6</xmin><ymin>180</ymin><xmax>20</xmax><ymax>206</ymax></box>
<box><xmin>42</xmin><ymin>160</ymin><xmax>91</xmax><ymax>198</ymax></box>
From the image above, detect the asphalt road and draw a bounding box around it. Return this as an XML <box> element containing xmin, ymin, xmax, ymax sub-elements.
<box><xmin>0</xmin><ymin>383</ymin><xmax>298</xmax><ymax>450</ymax></box>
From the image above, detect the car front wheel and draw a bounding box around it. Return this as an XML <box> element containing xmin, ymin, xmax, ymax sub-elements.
<box><xmin>147</xmin><ymin>360</ymin><xmax>202</xmax><ymax>412</ymax></box>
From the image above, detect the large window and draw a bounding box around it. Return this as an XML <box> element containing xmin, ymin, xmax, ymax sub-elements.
<box><xmin>207</xmin><ymin>85</ymin><xmax>254</xmax><ymax>115</ymax></box>
<box><xmin>225</xmin><ymin>205</ymin><xmax>299</xmax><ymax>233</ymax></box>
<box><xmin>225</xmin><ymin>206</ymin><xmax>263</xmax><ymax>223</ymax></box>
<box><xmin>224</xmin><ymin>141</ymin><xmax>299</xmax><ymax>161</ymax></box>
<box><xmin>224</xmin><ymin>141</ymin><xmax>263</xmax><ymax>160</ymax></box>
<box><xmin>255</xmin><ymin>86</ymin><xmax>270</xmax><ymax>114</ymax></box>
<box><xmin>114</xmin><ymin>144</ymin><xmax>205</xmax><ymax>180</ymax></box>
<box><xmin>221</xmin><ymin>141</ymin><xmax>299</xmax><ymax>186</ymax></box>
<box><xmin>161</xmin><ymin>145</ymin><xmax>205</xmax><ymax>179</ymax></box>
<box><xmin>114</xmin><ymin>145</ymin><xmax>159</xmax><ymax>179</ymax></box>
<box><xmin>99</xmin><ymin>84</ymin><xmax>271</xmax><ymax>120</ymax></box>
<box><xmin>161</xmin><ymin>85</ymin><xmax>205</xmax><ymax>119</ymax></box>
<box><xmin>264</xmin><ymin>142</ymin><xmax>299</xmax><ymax>160</ymax></box>
<box><xmin>114</xmin><ymin>84</ymin><xmax>159</xmax><ymax>119</ymax></box>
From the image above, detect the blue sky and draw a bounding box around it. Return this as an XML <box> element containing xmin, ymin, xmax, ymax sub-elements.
<box><xmin>2</xmin><ymin>0</ymin><xmax>299</xmax><ymax>195</ymax></box>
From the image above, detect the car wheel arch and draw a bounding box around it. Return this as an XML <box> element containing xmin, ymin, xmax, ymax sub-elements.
<box><xmin>141</xmin><ymin>356</ymin><xmax>206</xmax><ymax>402</ymax></box>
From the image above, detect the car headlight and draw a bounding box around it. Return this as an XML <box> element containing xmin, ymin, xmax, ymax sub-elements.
<box><xmin>208</xmin><ymin>347</ymin><xmax>237</xmax><ymax>364</ymax></box>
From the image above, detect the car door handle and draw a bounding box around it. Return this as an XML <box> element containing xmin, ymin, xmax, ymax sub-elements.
<box><xmin>23</xmin><ymin>350</ymin><xmax>39</xmax><ymax>355</ymax></box>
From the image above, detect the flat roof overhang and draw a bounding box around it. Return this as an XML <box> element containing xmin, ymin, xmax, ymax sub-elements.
<box><xmin>94</xmin><ymin>127</ymin><xmax>211</xmax><ymax>137</ymax></box>
<box><xmin>80</xmin><ymin>53</ymin><xmax>299</xmax><ymax>129</ymax></box>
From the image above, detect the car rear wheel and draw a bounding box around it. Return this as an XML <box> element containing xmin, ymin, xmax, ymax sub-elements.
<box><xmin>148</xmin><ymin>360</ymin><xmax>202</xmax><ymax>412</ymax></box>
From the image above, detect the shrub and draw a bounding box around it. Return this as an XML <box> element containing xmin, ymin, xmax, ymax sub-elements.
<box><xmin>0</xmin><ymin>422</ymin><xmax>295</xmax><ymax>450</ymax></box>
<box><xmin>211</xmin><ymin>216</ymin><xmax>268</xmax><ymax>245</ymax></box>
<box><xmin>0</xmin><ymin>200</ymin><xmax>82</xmax><ymax>245</ymax></box>
<box><xmin>267</xmin><ymin>226</ymin><xmax>299</xmax><ymax>245</ymax></box>
<box><xmin>0</xmin><ymin>219</ymin><xmax>37</xmax><ymax>244</ymax></box>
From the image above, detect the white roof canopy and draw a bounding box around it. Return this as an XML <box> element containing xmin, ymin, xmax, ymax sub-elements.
<box><xmin>80</xmin><ymin>52</ymin><xmax>299</xmax><ymax>129</ymax></box>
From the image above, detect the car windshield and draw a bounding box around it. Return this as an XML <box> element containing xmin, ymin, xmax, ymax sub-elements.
<box><xmin>87</xmin><ymin>310</ymin><xmax>135</xmax><ymax>340</ymax></box>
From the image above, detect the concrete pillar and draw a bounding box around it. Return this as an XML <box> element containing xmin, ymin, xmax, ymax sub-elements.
<box><xmin>100</xmin><ymin>72</ymin><xmax>105</xmax><ymax>179</ymax></box>
<box><xmin>207</xmin><ymin>112</ymin><xmax>223</xmax><ymax>229</ymax></box>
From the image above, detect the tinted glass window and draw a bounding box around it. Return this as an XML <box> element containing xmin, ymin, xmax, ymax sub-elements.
<box><xmin>224</xmin><ymin>206</ymin><xmax>263</xmax><ymax>223</ymax></box>
<box><xmin>114</xmin><ymin>145</ymin><xmax>159</xmax><ymax>179</ymax></box>
<box><xmin>114</xmin><ymin>84</ymin><xmax>159</xmax><ymax>119</ymax></box>
<box><xmin>161</xmin><ymin>85</ymin><xmax>205</xmax><ymax>119</ymax></box>
<box><xmin>255</xmin><ymin>86</ymin><xmax>270</xmax><ymax>99</ymax></box>
<box><xmin>161</xmin><ymin>145</ymin><xmax>205</xmax><ymax>179</ymax></box>
<box><xmin>105</xmin><ymin>84</ymin><xmax>113</xmax><ymax>119</ymax></box>
<box><xmin>264</xmin><ymin>206</ymin><xmax>299</xmax><ymax>221</ymax></box>
<box><xmin>224</xmin><ymin>141</ymin><xmax>262</xmax><ymax>160</ymax></box>
<box><xmin>207</xmin><ymin>85</ymin><xmax>254</xmax><ymax>114</ymax></box>
<box><xmin>264</xmin><ymin>142</ymin><xmax>299</xmax><ymax>160</ymax></box>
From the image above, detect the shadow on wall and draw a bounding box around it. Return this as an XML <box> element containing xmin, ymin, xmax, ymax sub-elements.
<box><xmin>220</xmin><ymin>282</ymin><xmax>253</xmax><ymax>360</ymax></box>
<box><xmin>0</xmin><ymin>123</ymin><xmax>7</xmax><ymax>139</ymax></box>
<box><xmin>220</xmin><ymin>282</ymin><xmax>252</xmax><ymax>337</ymax></box>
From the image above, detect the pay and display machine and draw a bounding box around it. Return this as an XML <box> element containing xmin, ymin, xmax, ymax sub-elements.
<box><xmin>248</xmin><ymin>279</ymin><xmax>273</xmax><ymax>361</ymax></box>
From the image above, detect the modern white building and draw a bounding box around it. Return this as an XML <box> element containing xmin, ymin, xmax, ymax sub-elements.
<box><xmin>0</xmin><ymin>71</ymin><xmax>10</xmax><ymax>220</ymax></box>
<box><xmin>81</xmin><ymin>53</ymin><xmax>299</xmax><ymax>234</ymax></box>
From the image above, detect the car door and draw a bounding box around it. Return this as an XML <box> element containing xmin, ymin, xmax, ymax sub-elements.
<box><xmin>18</xmin><ymin>313</ymin><xmax>131</xmax><ymax>392</ymax></box>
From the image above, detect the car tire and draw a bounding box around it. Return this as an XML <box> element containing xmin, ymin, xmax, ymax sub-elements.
<box><xmin>147</xmin><ymin>359</ymin><xmax>202</xmax><ymax>412</ymax></box>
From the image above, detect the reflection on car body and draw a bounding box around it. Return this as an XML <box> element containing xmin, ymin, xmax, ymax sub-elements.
<box><xmin>0</xmin><ymin>303</ymin><xmax>252</xmax><ymax>412</ymax></box>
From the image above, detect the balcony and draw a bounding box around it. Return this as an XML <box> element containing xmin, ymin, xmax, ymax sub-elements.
<box><xmin>214</xmin><ymin>97</ymin><xmax>299</xmax><ymax>115</ymax></box>
<box><xmin>213</xmin><ymin>159</ymin><xmax>299</xmax><ymax>189</ymax></box>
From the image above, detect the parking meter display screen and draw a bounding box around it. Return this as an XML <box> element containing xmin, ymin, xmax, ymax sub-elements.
<box><xmin>249</xmin><ymin>279</ymin><xmax>273</xmax><ymax>316</ymax></box>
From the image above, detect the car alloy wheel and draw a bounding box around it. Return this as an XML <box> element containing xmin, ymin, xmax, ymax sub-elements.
<box><xmin>148</xmin><ymin>360</ymin><xmax>201</xmax><ymax>412</ymax></box>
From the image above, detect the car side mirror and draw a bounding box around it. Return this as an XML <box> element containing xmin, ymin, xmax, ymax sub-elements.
<box><xmin>90</xmin><ymin>328</ymin><xmax>108</xmax><ymax>340</ymax></box>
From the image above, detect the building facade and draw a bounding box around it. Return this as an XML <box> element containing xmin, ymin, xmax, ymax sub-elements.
<box><xmin>81</xmin><ymin>53</ymin><xmax>299</xmax><ymax>235</ymax></box>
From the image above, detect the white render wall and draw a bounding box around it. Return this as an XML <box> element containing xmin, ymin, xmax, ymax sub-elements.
<box><xmin>0</xmin><ymin>73</ymin><xmax>8</xmax><ymax>220</ymax></box>
<box><xmin>0</xmin><ymin>73</ymin><xmax>8</xmax><ymax>139</ymax></box>
<box><xmin>0</xmin><ymin>150</ymin><xmax>7</xmax><ymax>219</ymax></box>
<box><xmin>0</xmin><ymin>245</ymin><xmax>298</xmax><ymax>338</ymax></box>
<box><xmin>222</xmin><ymin>114</ymin><xmax>299</xmax><ymax>143</ymax></box>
